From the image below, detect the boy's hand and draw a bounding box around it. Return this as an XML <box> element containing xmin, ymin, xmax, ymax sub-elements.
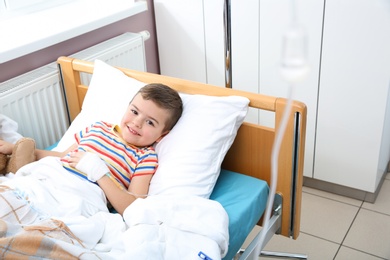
<box><xmin>0</xmin><ymin>140</ymin><xmax>14</xmax><ymax>155</ymax></box>
<box><xmin>73</xmin><ymin>152</ymin><xmax>110</xmax><ymax>182</ymax></box>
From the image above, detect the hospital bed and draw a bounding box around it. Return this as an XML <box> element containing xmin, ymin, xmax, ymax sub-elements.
<box><xmin>0</xmin><ymin>56</ymin><xmax>307</xmax><ymax>259</ymax></box>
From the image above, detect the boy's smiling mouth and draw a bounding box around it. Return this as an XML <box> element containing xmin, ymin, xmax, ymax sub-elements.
<box><xmin>128</xmin><ymin>126</ymin><xmax>140</xmax><ymax>136</ymax></box>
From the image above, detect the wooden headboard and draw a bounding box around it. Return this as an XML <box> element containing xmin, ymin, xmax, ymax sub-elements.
<box><xmin>57</xmin><ymin>56</ymin><xmax>307</xmax><ymax>239</ymax></box>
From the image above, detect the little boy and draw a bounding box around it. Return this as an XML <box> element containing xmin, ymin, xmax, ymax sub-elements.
<box><xmin>0</xmin><ymin>83</ymin><xmax>183</xmax><ymax>215</ymax></box>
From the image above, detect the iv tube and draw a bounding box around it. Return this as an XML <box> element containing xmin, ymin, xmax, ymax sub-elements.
<box><xmin>252</xmin><ymin>83</ymin><xmax>294</xmax><ymax>259</ymax></box>
<box><xmin>252</xmin><ymin>2</ymin><xmax>308</xmax><ymax>258</ymax></box>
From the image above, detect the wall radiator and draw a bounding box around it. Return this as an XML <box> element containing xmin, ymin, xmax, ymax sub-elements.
<box><xmin>0</xmin><ymin>31</ymin><xmax>149</xmax><ymax>149</ymax></box>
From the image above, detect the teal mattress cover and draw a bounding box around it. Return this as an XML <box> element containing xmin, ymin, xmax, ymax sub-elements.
<box><xmin>210</xmin><ymin>169</ymin><xmax>269</xmax><ymax>260</ymax></box>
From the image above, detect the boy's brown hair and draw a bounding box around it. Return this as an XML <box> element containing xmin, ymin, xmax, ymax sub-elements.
<box><xmin>136</xmin><ymin>83</ymin><xmax>183</xmax><ymax>132</ymax></box>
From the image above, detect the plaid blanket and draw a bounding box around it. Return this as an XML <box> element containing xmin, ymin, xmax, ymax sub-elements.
<box><xmin>0</xmin><ymin>185</ymin><xmax>101</xmax><ymax>259</ymax></box>
<box><xmin>0</xmin><ymin>218</ymin><xmax>81</xmax><ymax>259</ymax></box>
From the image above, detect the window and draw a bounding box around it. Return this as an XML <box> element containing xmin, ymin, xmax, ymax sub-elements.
<box><xmin>0</xmin><ymin>0</ymin><xmax>147</xmax><ymax>63</ymax></box>
<box><xmin>0</xmin><ymin>0</ymin><xmax>70</xmax><ymax>17</ymax></box>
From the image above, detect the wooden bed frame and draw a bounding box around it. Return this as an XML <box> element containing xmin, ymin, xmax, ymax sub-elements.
<box><xmin>57</xmin><ymin>56</ymin><xmax>307</xmax><ymax>248</ymax></box>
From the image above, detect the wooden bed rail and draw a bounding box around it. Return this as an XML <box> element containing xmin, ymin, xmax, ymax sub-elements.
<box><xmin>57</xmin><ymin>56</ymin><xmax>307</xmax><ymax>239</ymax></box>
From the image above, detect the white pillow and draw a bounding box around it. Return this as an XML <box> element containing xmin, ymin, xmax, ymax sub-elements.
<box><xmin>54</xmin><ymin>59</ymin><xmax>145</xmax><ymax>151</ymax></box>
<box><xmin>56</xmin><ymin>60</ymin><xmax>249</xmax><ymax>198</ymax></box>
<box><xmin>150</xmin><ymin>93</ymin><xmax>249</xmax><ymax>198</ymax></box>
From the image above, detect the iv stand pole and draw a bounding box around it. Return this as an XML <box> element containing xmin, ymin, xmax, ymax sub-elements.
<box><xmin>223</xmin><ymin>0</ymin><xmax>232</xmax><ymax>88</ymax></box>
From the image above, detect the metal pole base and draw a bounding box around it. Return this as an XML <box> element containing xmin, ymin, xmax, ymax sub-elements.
<box><xmin>260</xmin><ymin>250</ymin><xmax>308</xmax><ymax>259</ymax></box>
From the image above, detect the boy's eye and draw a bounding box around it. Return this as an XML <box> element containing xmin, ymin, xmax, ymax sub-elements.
<box><xmin>131</xmin><ymin>109</ymin><xmax>138</xmax><ymax>115</ymax></box>
<box><xmin>146</xmin><ymin>120</ymin><xmax>155</xmax><ymax>127</ymax></box>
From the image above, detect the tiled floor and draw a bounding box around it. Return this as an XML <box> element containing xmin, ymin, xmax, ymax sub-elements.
<box><xmin>243</xmin><ymin>172</ymin><xmax>390</xmax><ymax>259</ymax></box>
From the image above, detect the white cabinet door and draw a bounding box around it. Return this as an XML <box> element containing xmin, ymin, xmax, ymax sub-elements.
<box><xmin>203</xmin><ymin>0</ymin><xmax>225</xmax><ymax>87</ymax></box>
<box><xmin>154</xmin><ymin>0</ymin><xmax>207</xmax><ymax>83</ymax></box>
<box><xmin>230</xmin><ymin>0</ymin><xmax>261</xmax><ymax>123</ymax></box>
<box><xmin>256</xmin><ymin>0</ymin><xmax>324</xmax><ymax>178</ymax></box>
<box><xmin>314</xmin><ymin>0</ymin><xmax>390</xmax><ymax>192</ymax></box>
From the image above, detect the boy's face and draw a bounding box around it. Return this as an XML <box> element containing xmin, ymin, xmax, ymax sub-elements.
<box><xmin>120</xmin><ymin>93</ymin><xmax>170</xmax><ymax>147</ymax></box>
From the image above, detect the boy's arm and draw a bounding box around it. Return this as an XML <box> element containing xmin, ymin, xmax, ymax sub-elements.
<box><xmin>0</xmin><ymin>139</ymin><xmax>76</xmax><ymax>159</ymax></box>
<box><xmin>97</xmin><ymin>174</ymin><xmax>153</xmax><ymax>215</ymax></box>
<box><xmin>35</xmin><ymin>143</ymin><xmax>77</xmax><ymax>160</ymax></box>
<box><xmin>70</xmin><ymin>151</ymin><xmax>154</xmax><ymax>215</ymax></box>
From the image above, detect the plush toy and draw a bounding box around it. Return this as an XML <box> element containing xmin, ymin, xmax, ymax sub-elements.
<box><xmin>0</xmin><ymin>114</ymin><xmax>36</xmax><ymax>174</ymax></box>
<box><xmin>0</xmin><ymin>137</ymin><xmax>36</xmax><ymax>174</ymax></box>
<box><xmin>0</xmin><ymin>151</ymin><xmax>7</xmax><ymax>173</ymax></box>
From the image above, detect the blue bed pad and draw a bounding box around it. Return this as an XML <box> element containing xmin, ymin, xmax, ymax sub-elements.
<box><xmin>45</xmin><ymin>142</ymin><xmax>59</xmax><ymax>150</ymax></box>
<box><xmin>210</xmin><ymin>169</ymin><xmax>269</xmax><ymax>260</ymax></box>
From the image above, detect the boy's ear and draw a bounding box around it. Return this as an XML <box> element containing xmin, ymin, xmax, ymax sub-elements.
<box><xmin>155</xmin><ymin>131</ymin><xmax>170</xmax><ymax>143</ymax></box>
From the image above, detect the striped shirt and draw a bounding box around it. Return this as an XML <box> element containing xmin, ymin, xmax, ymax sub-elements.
<box><xmin>61</xmin><ymin>121</ymin><xmax>158</xmax><ymax>189</ymax></box>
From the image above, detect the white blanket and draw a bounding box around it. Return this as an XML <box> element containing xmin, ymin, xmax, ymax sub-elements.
<box><xmin>122</xmin><ymin>195</ymin><xmax>229</xmax><ymax>260</ymax></box>
<box><xmin>0</xmin><ymin>157</ymin><xmax>127</xmax><ymax>259</ymax></box>
<box><xmin>0</xmin><ymin>157</ymin><xmax>229</xmax><ymax>259</ymax></box>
